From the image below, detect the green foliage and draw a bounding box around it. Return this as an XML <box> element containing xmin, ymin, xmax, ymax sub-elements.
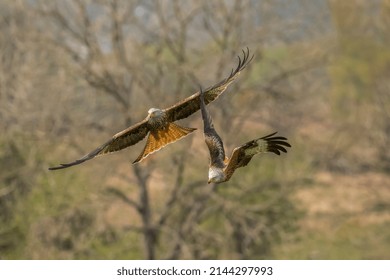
<box><xmin>0</xmin><ymin>136</ymin><xmax>40</xmax><ymax>258</ymax></box>
<box><xmin>329</xmin><ymin>40</ymin><xmax>390</xmax><ymax>113</ymax></box>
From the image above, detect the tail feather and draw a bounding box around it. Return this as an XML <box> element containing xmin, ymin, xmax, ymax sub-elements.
<box><xmin>133</xmin><ymin>123</ymin><xmax>196</xmax><ymax>163</ymax></box>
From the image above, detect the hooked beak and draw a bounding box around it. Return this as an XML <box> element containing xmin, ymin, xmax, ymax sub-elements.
<box><xmin>207</xmin><ymin>179</ymin><xmax>211</xmax><ymax>184</ymax></box>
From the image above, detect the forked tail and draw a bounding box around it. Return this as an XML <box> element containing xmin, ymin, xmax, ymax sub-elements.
<box><xmin>133</xmin><ymin>123</ymin><xmax>196</xmax><ymax>163</ymax></box>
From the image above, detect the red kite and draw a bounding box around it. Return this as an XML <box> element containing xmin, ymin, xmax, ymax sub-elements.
<box><xmin>199</xmin><ymin>87</ymin><xmax>290</xmax><ymax>183</ymax></box>
<box><xmin>49</xmin><ymin>48</ymin><xmax>253</xmax><ymax>170</ymax></box>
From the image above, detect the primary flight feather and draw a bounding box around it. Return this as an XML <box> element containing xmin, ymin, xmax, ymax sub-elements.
<box><xmin>49</xmin><ymin>48</ymin><xmax>253</xmax><ymax>170</ymax></box>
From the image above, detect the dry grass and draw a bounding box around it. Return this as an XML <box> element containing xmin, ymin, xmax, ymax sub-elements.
<box><xmin>273</xmin><ymin>171</ymin><xmax>390</xmax><ymax>259</ymax></box>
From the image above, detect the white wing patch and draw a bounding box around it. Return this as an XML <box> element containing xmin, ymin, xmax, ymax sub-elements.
<box><xmin>244</xmin><ymin>139</ymin><xmax>268</xmax><ymax>157</ymax></box>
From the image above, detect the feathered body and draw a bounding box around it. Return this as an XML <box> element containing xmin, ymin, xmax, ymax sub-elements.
<box><xmin>135</xmin><ymin>108</ymin><xmax>196</xmax><ymax>163</ymax></box>
<box><xmin>199</xmin><ymin>87</ymin><xmax>291</xmax><ymax>183</ymax></box>
<box><xmin>49</xmin><ymin>48</ymin><xmax>253</xmax><ymax>170</ymax></box>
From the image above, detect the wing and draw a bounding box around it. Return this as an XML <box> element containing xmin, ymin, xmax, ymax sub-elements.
<box><xmin>48</xmin><ymin>119</ymin><xmax>149</xmax><ymax>170</ymax></box>
<box><xmin>224</xmin><ymin>132</ymin><xmax>291</xmax><ymax>180</ymax></box>
<box><xmin>164</xmin><ymin>48</ymin><xmax>253</xmax><ymax>122</ymax></box>
<box><xmin>200</xmin><ymin>86</ymin><xmax>225</xmax><ymax>168</ymax></box>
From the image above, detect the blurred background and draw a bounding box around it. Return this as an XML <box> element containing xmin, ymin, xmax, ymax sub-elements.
<box><xmin>1</xmin><ymin>0</ymin><xmax>389</xmax><ymax>260</ymax></box>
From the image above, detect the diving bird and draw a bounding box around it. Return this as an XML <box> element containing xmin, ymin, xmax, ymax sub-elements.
<box><xmin>49</xmin><ymin>48</ymin><xmax>253</xmax><ymax>170</ymax></box>
<box><xmin>199</xmin><ymin>87</ymin><xmax>291</xmax><ymax>183</ymax></box>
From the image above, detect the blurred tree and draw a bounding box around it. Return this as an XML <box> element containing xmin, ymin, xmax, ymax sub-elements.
<box><xmin>326</xmin><ymin>0</ymin><xmax>390</xmax><ymax>171</ymax></box>
<box><xmin>0</xmin><ymin>0</ymin><xmax>330</xmax><ymax>259</ymax></box>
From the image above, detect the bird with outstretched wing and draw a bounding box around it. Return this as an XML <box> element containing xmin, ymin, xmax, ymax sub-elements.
<box><xmin>49</xmin><ymin>48</ymin><xmax>253</xmax><ymax>170</ymax></box>
<box><xmin>199</xmin><ymin>86</ymin><xmax>291</xmax><ymax>183</ymax></box>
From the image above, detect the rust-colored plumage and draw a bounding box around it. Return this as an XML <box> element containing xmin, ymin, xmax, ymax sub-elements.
<box><xmin>133</xmin><ymin>123</ymin><xmax>195</xmax><ymax>163</ymax></box>
<box><xmin>49</xmin><ymin>48</ymin><xmax>253</xmax><ymax>170</ymax></box>
<box><xmin>199</xmin><ymin>87</ymin><xmax>291</xmax><ymax>183</ymax></box>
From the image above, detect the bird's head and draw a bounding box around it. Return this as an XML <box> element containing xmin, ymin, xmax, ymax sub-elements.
<box><xmin>147</xmin><ymin>108</ymin><xmax>164</xmax><ymax>118</ymax></box>
<box><xmin>208</xmin><ymin>168</ymin><xmax>224</xmax><ymax>184</ymax></box>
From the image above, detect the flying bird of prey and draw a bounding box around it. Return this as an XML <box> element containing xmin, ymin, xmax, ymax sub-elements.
<box><xmin>199</xmin><ymin>87</ymin><xmax>291</xmax><ymax>183</ymax></box>
<box><xmin>49</xmin><ymin>48</ymin><xmax>253</xmax><ymax>170</ymax></box>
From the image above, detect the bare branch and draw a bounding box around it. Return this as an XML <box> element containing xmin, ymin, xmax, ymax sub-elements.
<box><xmin>105</xmin><ymin>187</ymin><xmax>142</xmax><ymax>212</ymax></box>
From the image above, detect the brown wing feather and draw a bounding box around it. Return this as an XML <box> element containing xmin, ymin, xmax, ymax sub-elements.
<box><xmin>200</xmin><ymin>86</ymin><xmax>226</xmax><ymax>168</ymax></box>
<box><xmin>223</xmin><ymin>147</ymin><xmax>247</xmax><ymax>182</ymax></box>
<box><xmin>102</xmin><ymin>119</ymin><xmax>149</xmax><ymax>154</ymax></box>
<box><xmin>48</xmin><ymin>119</ymin><xmax>149</xmax><ymax>170</ymax></box>
<box><xmin>223</xmin><ymin>132</ymin><xmax>291</xmax><ymax>180</ymax></box>
<box><xmin>164</xmin><ymin>48</ymin><xmax>253</xmax><ymax>122</ymax></box>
